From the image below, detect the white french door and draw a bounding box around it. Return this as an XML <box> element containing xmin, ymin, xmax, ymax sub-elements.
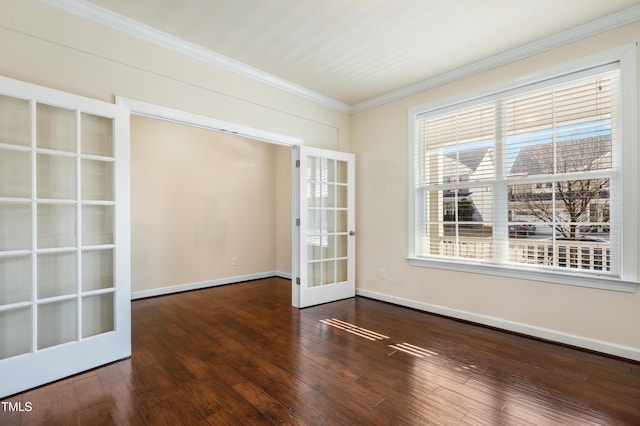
<box><xmin>294</xmin><ymin>146</ymin><xmax>355</xmax><ymax>308</ymax></box>
<box><xmin>0</xmin><ymin>76</ymin><xmax>130</xmax><ymax>398</ymax></box>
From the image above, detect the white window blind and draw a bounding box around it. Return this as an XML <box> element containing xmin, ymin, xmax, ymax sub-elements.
<box><xmin>414</xmin><ymin>63</ymin><xmax>624</xmax><ymax>280</ymax></box>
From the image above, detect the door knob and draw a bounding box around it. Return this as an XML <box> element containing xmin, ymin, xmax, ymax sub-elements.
<box><xmin>349</xmin><ymin>230</ymin><xmax>356</xmax><ymax>236</ymax></box>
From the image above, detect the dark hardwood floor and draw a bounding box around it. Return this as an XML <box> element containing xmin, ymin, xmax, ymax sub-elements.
<box><xmin>2</xmin><ymin>277</ymin><xmax>639</xmax><ymax>425</ymax></box>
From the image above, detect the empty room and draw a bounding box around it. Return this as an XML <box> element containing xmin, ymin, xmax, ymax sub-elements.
<box><xmin>1</xmin><ymin>0</ymin><xmax>640</xmax><ymax>424</ymax></box>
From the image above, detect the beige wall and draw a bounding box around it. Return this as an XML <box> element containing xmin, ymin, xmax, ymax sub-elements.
<box><xmin>351</xmin><ymin>22</ymin><xmax>640</xmax><ymax>358</ymax></box>
<box><xmin>275</xmin><ymin>147</ymin><xmax>293</xmax><ymax>274</ymax></box>
<box><xmin>131</xmin><ymin>116</ymin><xmax>292</xmax><ymax>293</ymax></box>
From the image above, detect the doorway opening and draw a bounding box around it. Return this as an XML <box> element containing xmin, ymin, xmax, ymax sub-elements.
<box><xmin>118</xmin><ymin>98</ymin><xmax>300</xmax><ymax>304</ymax></box>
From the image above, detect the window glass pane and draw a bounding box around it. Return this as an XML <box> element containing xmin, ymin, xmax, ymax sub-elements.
<box><xmin>307</xmin><ymin>237</ymin><xmax>322</xmax><ymax>261</ymax></box>
<box><xmin>326</xmin><ymin>209</ymin><xmax>336</xmax><ymax>234</ymax></box>
<box><xmin>421</xmin><ymin>104</ymin><xmax>494</xmax><ymax>186</ymax></box>
<box><xmin>336</xmin><ymin>160</ymin><xmax>347</xmax><ymax>184</ymax></box>
<box><xmin>36</xmin><ymin>103</ymin><xmax>76</xmax><ymax>152</ymax></box>
<box><xmin>336</xmin><ymin>235</ymin><xmax>347</xmax><ymax>258</ymax></box>
<box><xmin>325</xmin><ymin>184</ymin><xmax>336</xmax><ymax>208</ymax></box>
<box><xmin>307</xmin><ymin>183</ymin><xmax>328</xmax><ymax>207</ymax></box>
<box><xmin>336</xmin><ymin>259</ymin><xmax>348</xmax><ymax>282</ymax></box>
<box><xmin>0</xmin><ymin>95</ymin><xmax>30</xmax><ymax>147</ymax></box>
<box><xmin>547</xmin><ymin>236</ymin><xmax>610</xmax><ymax>272</ymax></box>
<box><xmin>0</xmin><ymin>308</ymin><xmax>31</xmax><ymax>360</ymax></box>
<box><xmin>509</xmin><ymin>183</ymin><xmax>553</xmax><ymax>227</ymax></box>
<box><xmin>0</xmin><ymin>149</ymin><xmax>31</xmax><ymax>198</ymax></box>
<box><xmin>506</xmin><ymin>92</ymin><xmax>554</xmax><ymax>133</ymax></box>
<box><xmin>509</xmin><ymin>135</ymin><xmax>612</xmax><ymax>177</ymax></box>
<box><xmin>322</xmin><ymin>261</ymin><xmax>335</xmax><ymax>285</ymax></box>
<box><xmin>308</xmin><ymin>262</ymin><xmax>321</xmax><ymax>287</ymax></box>
<box><xmin>307</xmin><ymin>156</ymin><xmax>330</xmax><ymax>183</ymax></box>
<box><xmin>0</xmin><ymin>203</ymin><xmax>31</xmax><ymax>251</ymax></box>
<box><xmin>37</xmin><ymin>154</ymin><xmax>76</xmax><ymax>199</ymax></box>
<box><xmin>458</xmin><ymin>226</ymin><xmax>493</xmax><ymax>259</ymax></box>
<box><xmin>554</xmin><ymin>77</ymin><xmax>613</xmax><ymax>126</ymax></box>
<box><xmin>426</xmin><ymin>140</ymin><xmax>496</xmax><ymax>184</ymax></box>
<box><xmin>336</xmin><ymin>210</ymin><xmax>347</xmax><ymax>233</ymax></box>
<box><xmin>553</xmin><ymin>179</ymin><xmax>610</xmax><ymax>230</ymax></box>
<box><xmin>423</xmin><ymin>187</ymin><xmax>493</xmax><ymax>260</ymax></box>
<box><xmin>37</xmin><ymin>252</ymin><xmax>77</xmax><ymax>299</ymax></box>
<box><xmin>506</xmin><ymin>73</ymin><xmax>614</xmax><ymax>178</ymax></box>
<box><xmin>81</xmin><ymin>159</ymin><xmax>114</xmax><ymax>201</ymax></box>
<box><xmin>508</xmin><ymin>133</ymin><xmax>553</xmax><ymax>177</ymax></box>
<box><xmin>81</xmin><ymin>113</ymin><xmax>113</xmax><ymax>157</ymax></box>
<box><xmin>557</xmin><ymin>136</ymin><xmax>611</xmax><ymax>173</ymax></box>
<box><xmin>37</xmin><ymin>204</ymin><xmax>76</xmax><ymax>249</ymax></box>
<box><xmin>335</xmin><ymin>185</ymin><xmax>347</xmax><ymax>208</ymax></box>
<box><xmin>324</xmin><ymin>235</ymin><xmax>335</xmax><ymax>259</ymax></box>
<box><xmin>308</xmin><ymin>208</ymin><xmax>321</xmax><ymax>234</ymax></box>
<box><xmin>0</xmin><ymin>255</ymin><xmax>31</xmax><ymax>305</ymax></box>
<box><xmin>82</xmin><ymin>249</ymin><xmax>113</xmax><ymax>291</ymax></box>
<box><xmin>37</xmin><ymin>299</ymin><xmax>77</xmax><ymax>350</ymax></box>
<box><xmin>325</xmin><ymin>159</ymin><xmax>336</xmax><ymax>183</ymax></box>
<box><xmin>308</xmin><ymin>235</ymin><xmax>334</xmax><ymax>260</ymax></box>
<box><xmin>508</xmin><ymin>177</ymin><xmax>611</xmax><ymax>272</ymax></box>
<box><xmin>82</xmin><ymin>205</ymin><xmax>114</xmax><ymax>246</ymax></box>
<box><xmin>508</xmin><ymin>240</ymin><xmax>550</xmax><ymax>267</ymax></box>
<box><xmin>82</xmin><ymin>293</ymin><xmax>114</xmax><ymax>338</ymax></box>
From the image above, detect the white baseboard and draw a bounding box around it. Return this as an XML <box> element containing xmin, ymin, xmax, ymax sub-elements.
<box><xmin>356</xmin><ymin>288</ymin><xmax>640</xmax><ymax>362</ymax></box>
<box><xmin>274</xmin><ymin>271</ymin><xmax>292</xmax><ymax>280</ymax></box>
<box><xmin>131</xmin><ymin>271</ymin><xmax>291</xmax><ymax>300</ymax></box>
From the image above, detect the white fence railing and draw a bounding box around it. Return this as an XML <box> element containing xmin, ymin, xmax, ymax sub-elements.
<box><xmin>438</xmin><ymin>237</ymin><xmax>610</xmax><ymax>271</ymax></box>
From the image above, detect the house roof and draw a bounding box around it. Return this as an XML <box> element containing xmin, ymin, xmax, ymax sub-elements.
<box><xmin>509</xmin><ymin>135</ymin><xmax>611</xmax><ymax>176</ymax></box>
<box><xmin>444</xmin><ymin>147</ymin><xmax>492</xmax><ymax>173</ymax></box>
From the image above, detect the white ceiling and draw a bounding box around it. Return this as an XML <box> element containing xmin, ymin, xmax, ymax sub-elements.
<box><xmin>56</xmin><ymin>0</ymin><xmax>640</xmax><ymax>111</ymax></box>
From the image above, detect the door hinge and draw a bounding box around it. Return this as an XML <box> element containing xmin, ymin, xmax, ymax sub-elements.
<box><xmin>296</xmin><ymin>277</ymin><xmax>301</xmax><ymax>285</ymax></box>
<box><xmin>296</xmin><ymin>218</ymin><xmax>300</xmax><ymax>226</ymax></box>
<box><xmin>295</xmin><ymin>159</ymin><xmax>300</xmax><ymax>168</ymax></box>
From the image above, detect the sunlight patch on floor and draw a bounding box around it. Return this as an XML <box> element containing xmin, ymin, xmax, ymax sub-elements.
<box><xmin>320</xmin><ymin>318</ymin><xmax>390</xmax><ymax>341</ymax></box>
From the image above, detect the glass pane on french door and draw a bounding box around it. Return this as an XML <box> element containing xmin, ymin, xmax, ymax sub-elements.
<box><xmin>307</xmin><ymin>157</ymin><xmax>349</xmax><ymax>285</ymax></box>
<box><xmin>0</xmin><ymin>76</ymin><xmax>130</xmax><ymax>398</ymax></box>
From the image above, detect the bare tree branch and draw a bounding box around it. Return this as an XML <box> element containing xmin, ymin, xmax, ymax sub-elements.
<box><xmin>509</xmin><ymin>136</ymin><xmax>610</xmax><ymax>239</ymax></box>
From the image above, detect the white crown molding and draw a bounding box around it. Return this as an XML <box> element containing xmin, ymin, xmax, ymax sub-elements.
<box><xmin>38</xmin><ymin>0</ymin><xmax>352</xmax><ymax>113</ymax></box>
<box><xmin>38</xmin><ymin>1</ymin><xmax>640</xmax><ymax>115</ymax></box>
<box><xmin>350</xmin><ymin>4</ymin><xmax>640</xmax><ymax>113</ymax></box>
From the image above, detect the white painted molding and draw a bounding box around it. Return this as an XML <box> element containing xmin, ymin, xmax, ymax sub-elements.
<box><xmin>356</xmin><ymin>288</ymin><xmax>640</xmax><ymax>362</ymax></box>
<box><xmin>407</xmin><ymin>257</ymin><xmax>638</xmax><ymax>294</ymax></box>
<box><xmin>116</xmin><ymin>96</ymin><xmax>304</xmax><ymax>147</ymax></box>
<box><xmin>38</xmin><ymin>0</ymin><xmax>640</xmax><ymax>114</ymax></box>
<box><xmin>275</xmin><ymin>271</ymin><xmax>293</xmax><ymax>280</ymax></box>
<box><xmin>38</xmin><ymin>0</ymin><xmax>351</xmax><ymax>113</ymax></box>
<box><xmin>131</xmin><ymin>271</ymin><xmax>290</xmax><ymax>300</ymax></box>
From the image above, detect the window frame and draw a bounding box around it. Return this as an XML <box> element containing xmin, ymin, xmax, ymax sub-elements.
<box><xmin>408</xmin><ymin>44</ymin><xmax>638</xmax><ymax>293</ymax></box>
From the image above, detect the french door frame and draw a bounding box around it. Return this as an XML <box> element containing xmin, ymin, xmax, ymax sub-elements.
<box><xmin>293</xmin><ymin>146</ymin><xmax>356</xmax><ymax>308</ymax></box>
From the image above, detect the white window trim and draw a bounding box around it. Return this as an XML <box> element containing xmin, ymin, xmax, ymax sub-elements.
<box><xmin>408</xmin><ymin>44</ymin><xmax>638</xmax><ymax>293</ymax></box>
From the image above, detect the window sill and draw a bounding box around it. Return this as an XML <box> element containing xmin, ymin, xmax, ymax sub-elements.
<box><xmin>407</xmin><ymin>257</ymin><xmax>638</xmax><ymax>293</ymax></box>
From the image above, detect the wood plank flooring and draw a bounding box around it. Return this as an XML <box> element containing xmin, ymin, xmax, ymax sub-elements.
<box><xmin>2</xmin><ymin>277</ymin><xmax>639</xmax><ymax>425</ymax></box>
